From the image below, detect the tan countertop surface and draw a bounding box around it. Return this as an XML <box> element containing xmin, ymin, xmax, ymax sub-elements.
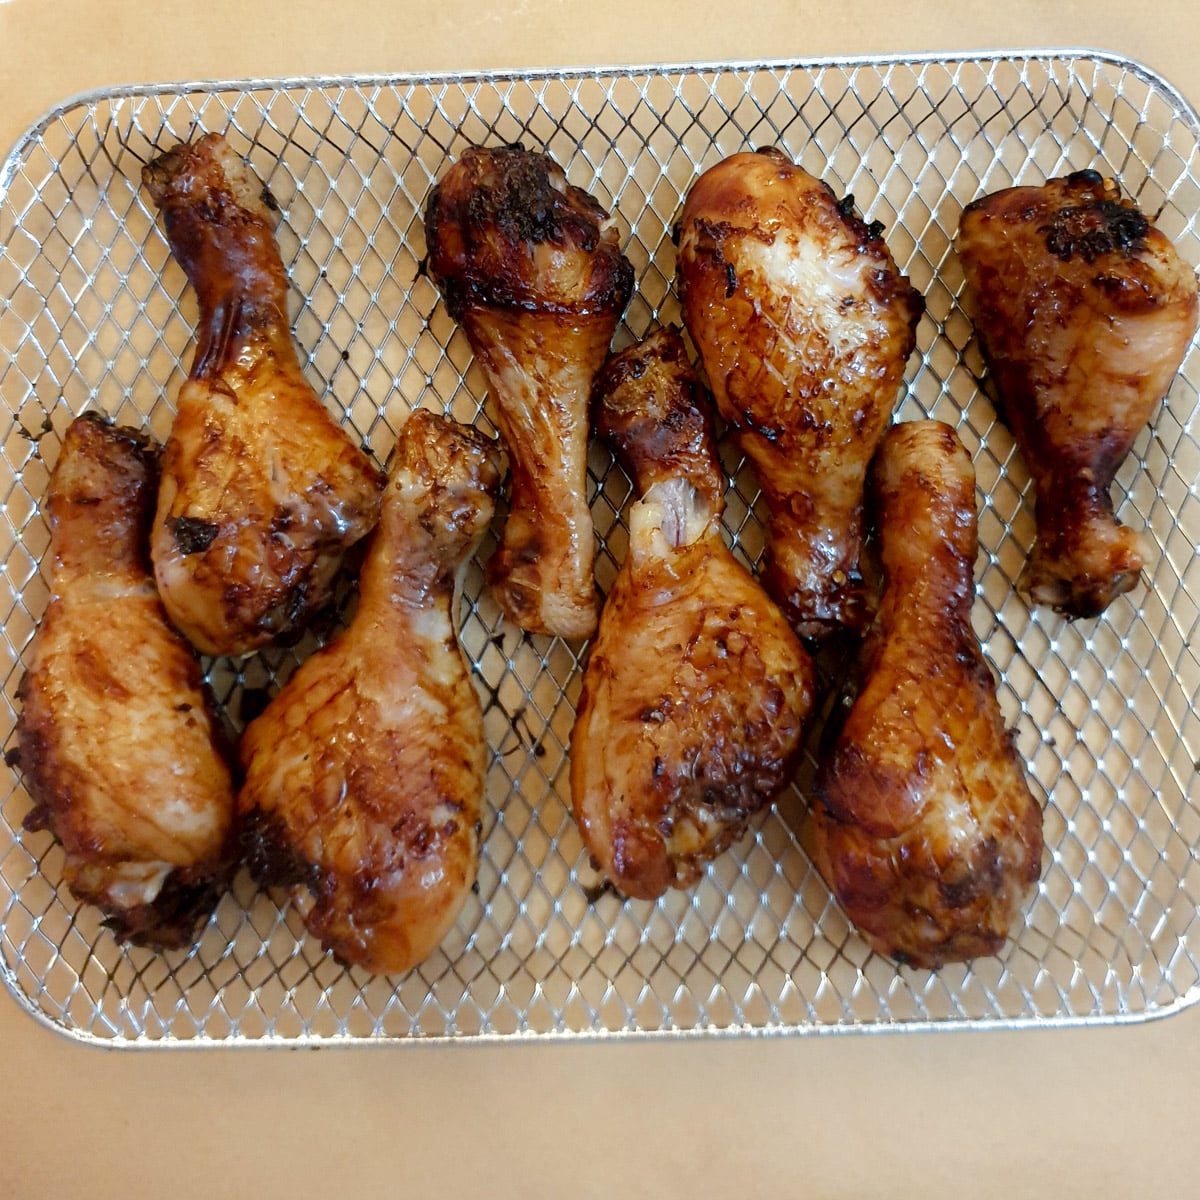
<box><xmin>1</xmin><ymin>2</ymin><xmax>1197</xmax><ymax>1196</ymax></box>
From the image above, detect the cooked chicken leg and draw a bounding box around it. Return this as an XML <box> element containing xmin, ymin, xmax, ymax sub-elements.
<box><xmin>571</xmin><ymin>328</ymin><xmax>815</xmax><ymax>900</ymax></box>
<box><xmin>957</xmin><ymin>169</ymin><xmax>1199</xmax><ymax>617</ymax></box>
<box><xmin>143</xmin><ymin>133</ymin><xmax>384</xmax><ymax>655</ymax></box>
<box><xmin>677</xmin><ymin>147</ymin><xmax>924</xmax><ymax>640</ymax></box>
<box><xmin>810</xmin><ymin>420</ymin><xmax>1043</xmax><ymax>968</ymax></box>
<box><xmin>15</xmin><ymin>413</ymin><xmax>235</xmax><ymax>948</ymax></box>
<box><xmin>237</xmin><ymin>409</ymin><xmax>502</xmax><ymax>974</ymax></box>
<box><xmin>424</xmin><ymin>145</ymin><xmax>633</xmax><ymax>639</ymax></box>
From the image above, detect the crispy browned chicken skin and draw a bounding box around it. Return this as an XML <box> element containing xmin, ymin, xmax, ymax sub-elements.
<box><xmin>957</xmin><ymin>169</ymin><xmax>1199</xmax><ymax>617</ymax></box>
<box><xmin>810</xmin><ymin>420</ymin><xmax>1043</xmax><ymax>969</ymax></box>
<box><xmin>424</xmin><ymin>144</ymin><xmax>633</xmax><ymax>638</ymax></box>
<box><xmin>238</xmin><ymin>410</ymin><xmax>502</xmax><ymax>974</ymax></box>
<box><xmin>677</xmin><ymin>147</ymin><xmax>924</xmax><ymax>640</ymax></box>
<box><xmin>571</xmin><ymin>328</ymin><xmax>815</xmax><ymax>900</ymax></box>
<box><xmin>143</xmin><ymin>133</ymin><xmax>384</xmax><ymax>655</ymax></box>
<box><xmin>15</xmin><ymin>414</ymin><xmax>235</xmax><ymax>948</ymax></box>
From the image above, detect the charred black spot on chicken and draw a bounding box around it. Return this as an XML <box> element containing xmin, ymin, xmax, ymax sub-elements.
<box><xmin>239</xmin><ymin>805</ymin><xmax>322</xmax><ymax>891</ymax></box>
<box><xmin>1040</xmin><ymin>201</ymin><xmax>1150</xmax><ymax>264</ymax></box>
<box><xmin>166</xmin><ymin>514</ymin><xmax>220</xmax><ymax>555</ymax></box>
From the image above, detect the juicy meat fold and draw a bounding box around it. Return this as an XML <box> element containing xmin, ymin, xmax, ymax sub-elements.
<box><xmin>677</xmin><ymin>146</ymin><xmax>924</xmax><ymax>639</ymax></box>
<box><xmin>15</xmin><ymin>413</ymin><xmax>235</xmax><ymax>949</ymax></box>
<box><xmin>810</xmin><ymin>420</ymin><xmax>1044</xmax><ymax>969</ymax></box>
<box><xmin>143</xmin><ymin>132</ymin><xmax>384</xmax><ymax>655</ymax></box>
<box><xmin>237</xmin><ymin>409</ymin><xmax>503</xmax><ymax>974</ymax></box>
<box><xmin>571</xmin><ymin>328</ymin><xmax>815</xmax><ymax>900</ymax></box>
<box><xmin>957</xmin><ymin>169</ymin><xmax>1199</xmax><ymax>617</ymax></box>
<box><xmin>424</xmin><ymin>144</ymin><xmax>634</xmax><ymax>638</ymax></box>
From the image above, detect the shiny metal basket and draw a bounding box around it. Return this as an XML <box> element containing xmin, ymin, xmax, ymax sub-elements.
<box><xmin>2</xmin><ymin>50</ymin><xmax>1199</xmax><ymax>1045</ymax></box>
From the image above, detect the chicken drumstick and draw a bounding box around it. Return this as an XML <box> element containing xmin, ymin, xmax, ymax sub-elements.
<box><xmin>238</xmin><ymin>410</ymin><xmax>502</xmax><ymax>974</ymax></box>
<box><xmin>957</xmin><ymin>169</ymin><xmax>1199</xmax><ymax>618</ymax></box>
<box><xmin>571</xmin><ymin>328</ymin><xmax>815</xmax><ymax>900</ymax></box>
<box><xmin>810</xmin><ymin>420</ymin><xmax>1044</xmax><ymax>969</ymax></box>
<box><xmin>16</xmin><ymin>414</ymin><xmax>235</xmax><ymax>948</ymax></box>
<box><xmin>143</xmin><ymin>133</ymin><xmax>384</xmax><ymax>655</ymax></box>
<box><xmin>677</xmin><ymin>147</ymin><xmax>924</xmax><ymax>640</ymax></box>
<box><xmin>424</xmin><ymin>144</ymin><xmax>633</xmax><ymax>639</ymax></box>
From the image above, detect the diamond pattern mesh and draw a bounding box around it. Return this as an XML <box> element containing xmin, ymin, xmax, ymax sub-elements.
<box><xmin>2</xmin><ymin>53</ymin><xmax>1199</xmax><ymax>1045</ymax></box>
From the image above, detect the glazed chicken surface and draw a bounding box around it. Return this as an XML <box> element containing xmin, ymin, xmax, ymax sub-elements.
<box><xmin>143</xmin><ymin>132</ymin><xmax>384</xmax><ymax>656</ymax></box>
<box><xmin>15</xmin><ymin>414</ymin><xmax>235</xmax><ymax>948</ymax></box>
<box><xmin>571</xmin><ymin>328</ymin><xmax>815</xmax><ymax>901</ymax></box>
<box><xmin>424</xmin><ymin>144</ymin><xmax>634</xmax><ymax>639</ymax></box>
<box><xmin>957</xmin><ymin>169</ymin><xmax>1199</xmax><ymax>618</ymax></box>
<box><xmin>677</xmin><ymin>146</ymin><xmax>924</xmax><ymax>640</ymax></box>
<box><xmin>810</xmin><ymin>420</ymin><xmax>1044</xmax><ymax>969</ymax></box>
<box><xmin>237</xmin><ymin>409</ymin><xmax>502</xmax><ymax>974</ymax></box>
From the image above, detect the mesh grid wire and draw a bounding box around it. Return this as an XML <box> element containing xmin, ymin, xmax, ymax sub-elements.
<box><xmin>2</xmin><ymin>52</ymin><xmax>1200</xmax><ymax>1046</ymax></box>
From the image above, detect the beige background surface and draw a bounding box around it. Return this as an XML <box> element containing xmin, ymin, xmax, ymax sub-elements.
<box><xmin>1</xmin><ymin>2</ymin><xmax>1198</xmax><ymax>1197</ymax></box>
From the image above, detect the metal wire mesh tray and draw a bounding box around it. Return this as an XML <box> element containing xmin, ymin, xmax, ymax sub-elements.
<box><xmin>2</xmin><ymin>50</ymin><xmax>1199</xmax><ymax>1046</ymax></box>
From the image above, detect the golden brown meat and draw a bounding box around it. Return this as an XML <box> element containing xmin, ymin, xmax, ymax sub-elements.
<box><xmin>957</xmin><ymin>169</ymin><xmax>1199</xmax><ymax>617</ymax></box>
<box><xmin>237</xmin><ymin>409</ymin><xmax>502</xmax><ymax>974</ymax></box>
<box><xmin>424</xmin><ymin>144</ymin><xmax>633</xmax><ymax>639</ymax></box>
<box><xmin>143</xmin><ymin>132</ymin><xmax>384</xmax><ymax>656</ymax></box>
<box><xmin>677</xmin><ymin>147</ymin><xmax>924</xmax><ymax>640</ymax></box>
<box><xmin>810</xmin><ymin>420</ymin><xmax>1043</xmax><ymax>969</ymax></box>
<box><xmin>15</xmin><ymin>413</ymin><xmax>235</xmax><ymax>949</ymax></box>
<box><xmin>571</xmin><ymin>328</ymin><xmax>815</xmax><ymax>900</ymax></box>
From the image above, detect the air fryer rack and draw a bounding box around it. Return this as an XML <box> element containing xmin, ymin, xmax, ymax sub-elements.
<box><xmin>2</xmin><ymin>51</ymin><xmax>1199</xmax><ymax>1045</ymax></box>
